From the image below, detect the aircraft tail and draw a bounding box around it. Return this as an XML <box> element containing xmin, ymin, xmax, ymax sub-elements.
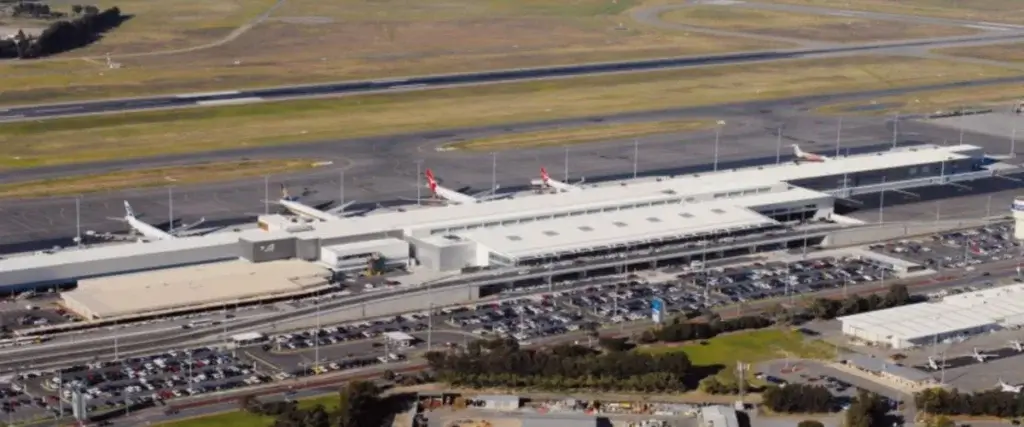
<box><xmin>123</xmin><ymin>201</ymin><xmax>136</xmax><ymax>219</ymax></box>
<box><xmin>425</xmin><ymin>169</ymin><xmax>438</xmax><ymax>192</ymax></box>
<box><xmin>792</xmin><ymin>144</ymin><xmax>805</xmax><ymax>158</ymax></box>
<box><xmin>540</xmin><ymin>167</ymin><xmax>550</xmax><ymax>183</ymax></box>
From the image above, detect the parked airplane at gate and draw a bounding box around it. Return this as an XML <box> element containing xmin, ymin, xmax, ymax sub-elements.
<box><xmin>792</xmin><ymin>144</ymin><xmax>831</xmax><ymax>163</ymax></box>
<box><xmin>972</xmin><ymin>347</ymin><xmax>995</xmax><ymax>363</ymax></box>
<box><xmin>926</xmin><ymin>356</ymin><xmax>948</xmax><ymax>371</ymax></box>
<box><xmin>998</xmin><ymin>378</ymin><xmax>1023</xmax><ymax>393</ymax></box>
<box><xmin>535</xmin><ymin>167</ymin><xmax>583</xmax><ymax>192</ymax></box>
<box><xmin>424</xmin><ymin>169</ymin><xmax>503</xmax><ymax>205</ymax></box>
<box><xmin>266</xmin><ymin>186</ymin><xmax>357</xmax><ymax>222</ymax></box>
<box><xmin>1010</xmin><ymin>340</ymin><xmax>1023</xmax><ymax>352</ymax></box>
<box><xmin>108</xmin><ymin>201</ymin><xmax>205</xmax><ymax>242</ymax></box>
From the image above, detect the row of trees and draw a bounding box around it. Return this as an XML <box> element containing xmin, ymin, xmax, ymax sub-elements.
<box><xmin>915</xmin><ymin>387</ymin><xmax>1024</xmax><ymax>418</ymax></box>
<box><xmin>0</xmin><ymin>5</ymin><xmax>126</xmax><ymax>59</ymax></box>
<box><xmin>238</xmin><ymin>380</ymin><xmax>399</xmax><ymax>427</ymax></box>
<box><xmin>636</xmin><ymin>313</ymin><xmax>773</xmax><ymax>344</ymax></box>
<box><xmin>762</xmin><ymin>384</ymin><xmax>834</xmax><ymax>413</ymax></box>
<box><xmin>425</xmin><ymin>337</ymin><xmax>695</xmax><ymax>392</ymax></box>
<box><xmin>805</xmin><ymin>284</ymin><xmax>916</xmax><ymax>320</ymax></box>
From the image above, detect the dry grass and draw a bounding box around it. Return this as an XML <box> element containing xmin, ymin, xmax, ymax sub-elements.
<box><xmin>0</xmin><ymin>0</ymin><xmax>786</xmax><ymax>105</ymax></box>
<box><xmin>816</xmin><ymin>82</ymin><xmax>1024</xmax><ymax>115</ymax></box>
<box><xmin>445</xmin><ymin>120</ymin><xmax>714</xmax><ymax>151</ymax></box>
<box><xmin>0</xmin><ymin>159</ymin><xmax>318</xmax><ymax>198</ymax></box>
<box><xmin>759</xmin><ymin>0</ymin><xmax>1024</xmax><ymax>25</ymax></box>
<box><xmin>937</xmin><ymin>42</ymin><xmax>1024</xmax><ymax>63</ymax></box>
<box><xmin>2</xmin><ymin>55</ymin><xmax>1018</xmax><ymax>167</ymax></box>
<box><xmin>659</xmin><ymin>6</ymin><xmax>979</xmax><ymax>42</ymax></box>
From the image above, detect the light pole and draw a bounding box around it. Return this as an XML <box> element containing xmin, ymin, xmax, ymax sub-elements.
<box><xmin>775</xmin><ymin>125</ymin><xmax>783</xmax><ymax>164</ymax></box>
<box><xmin>74</xmin><ymin>196</ymin><xmax>81</xmax><ymax>247</ymax></box>
<box><xmin>891</xmin><ymin>112</ymin><xmax>899</xmax><ymax>148</ymax></box>
<box><xmin>632</xmin><ymin>139</ymin><xmax>639</xmax><ymax>179</ymax></box>
<box><xmin>415</xmin><ymin>160</ymin><xmax>423</xmax><ymax>206</ymax></box>
<box><xmin>490</xmin><ymin>152</ymin><xmax>498</xmax><ymax>191</ymax></box>
<box><xmin>563</xmin><ymin>146</ymin><xmax>570</xmax><ymax>182</ymax></box>
<box><xmin>835</xmin><ymin>117</ymin><xmax>843</xmax><ymax>157</ymax></box>
<box><xmin>167</xmin><ymin>186</ymin><xmax>174</xmax><ymax>233</ymax></box>
<box><xmin>263</xmin><ymin>176</ymin><xmax>270</xmax><ymax>215</ymax></box>
<box><xmin>713</xmin><ymin>120</ymin><xmax>725</xmax><ymax>171</ymax></box>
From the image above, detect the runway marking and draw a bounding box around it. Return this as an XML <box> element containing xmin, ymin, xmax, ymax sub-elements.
<box><xmin>195</xmin><ymin>97</ymin><xmax>263</xmax><ymax>106</ymax></box>
<box><xmin>175</xmin><ymin>90</ymin><xmax>242</xmax><ymax>98</ymax></box>
<box><xmin>965</xmin><ymin>25</ymin><xmax>1011</xmax><ymax>32</ymax></box>
<box><xmin>34</xmin><ymin>106</ymin><xmax>84</xmax><ymax>114</ymax></box>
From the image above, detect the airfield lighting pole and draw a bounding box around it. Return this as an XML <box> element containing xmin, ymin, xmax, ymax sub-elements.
<box><xmin>775</xmin><ymin>126</ymin><xmax>783</xmax><ymax>164</ymax></box>
<box><xmin>958</xmin><ymin>111</ymin><xmax>966</xmax><ymax>145</ymax></box>
<box><xmin>632</xmin><ymin>139</ymin><xmax>639</xmax><ymax>179</ymax></box>
<box><xmin>564</xmin><ymin>146</ymin><xmax>570</xmax><ymax>182</ymax></box>
<box><xmin>936</xmin><ymin>201</ymin><xmax>941</xmax><ymax>224</ymax></box>
<box><xmin>713</xmin><ymin>124</ymin><xmax>721</xmax><ymax>172</ymax></box>
<box><xmin>167</xmin><ymin>186</ymin><xmax>174</xmax><ymax>233</ymax></box>
<box><xmin>416</xmin><ymin>160</ymin><xmax>423</xmax><ymax>206</ymax></box>
<box><xmin>339</xmin><ymin>170</ymin><xmax>345</xmax><ymax>207</ymax></box>
<box><xmin>986</xmin><ymin>194</ymin><xmax>994</xmax><ymax>218</ymax></box>
<box><xmin>891</xmin><ymin>112</ymin><xmax>899</xmax><ymax>148</ymax></box>
<box><xmin>263</xmin><ymin>176</ymin><xmax>270</xmax><ymax>215</ymax></box>
<box><xmin>835</xmin><ymin>117</ymin><xmax>843</xmax><ymax>157</ymax></box>
<box><xmin>491</xmin><ymin>152</ymin><xmax>498</xmax><ymax>192</ymax></box>
<box><xmin>1012</xmin><ymin>128</ymin><xmax>1018</xmax><ymax>158</ymax></box>
<box><xmin>427</xmin><ymin>302</ymin><xmax>433</xmax><ymax>353</ymax></box>
<box><xmin>75</xmin><ymin>196</ymin><xmax>81</xmax><ymax>246</ymax></box>
<box><xmin>314</xmin><ymin>289</ymin><xmax>321</xmax><ymax>372</ymax></box>
<box><xmin>878</xmin><ymin>177</ymin><xmax>887</xmax><ymax>224</ymax></box>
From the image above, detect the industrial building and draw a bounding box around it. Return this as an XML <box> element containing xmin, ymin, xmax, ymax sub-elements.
<box><xmin>698</xmin><ymin>406</ymin><xmax>740</xmax><ymax>427</ymax></box>
<box><xmin>839</xmin><ymin>284</ymin><xmax>1024</xmax><ymax>349</ymax></box>
<box><xmin>60</xmin><ymin>259</ymin><xmax>331</xmax><ymax>320</ymax></box>
<box><xmin>0</xmin><ymin>144</ymin><xmax>997</xmax><ymax>295</ymax></box>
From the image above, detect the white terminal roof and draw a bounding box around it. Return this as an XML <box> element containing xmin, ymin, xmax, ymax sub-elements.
<box><xmin>466</xmin><ymin>201</ymin><xmax>777</xmax><ymax>260</ymax></box>
<box><xmin>840</xmin><ymin>284</ymin><xmax>1024</xmax><ymax>341</ymax></box>
<box><xmin>61</xmin><ymin>259</ymin><xmax>330</xmax><ymax>319</ymax></box>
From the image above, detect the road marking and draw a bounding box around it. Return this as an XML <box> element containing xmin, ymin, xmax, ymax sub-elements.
<box><xmin>176</xmin><ymin>90</ymin><xmax>242</xmax><ymax>99</ymax></box>
<box><xmin>195</xmin><ymin>97</ymin><xmax>263</xmax><ymax>106</ymax></box>
<box><xmin>965</xmin><ymin>25</ymin><xmax>1011</xmax><ymax>32</ymax></box>
<box><xmin>0</xmin><ymin>114</ymin><xmax>24</xmax><ymax>121</ymax></box>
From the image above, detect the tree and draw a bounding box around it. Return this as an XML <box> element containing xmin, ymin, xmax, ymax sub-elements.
<box><xmin>337</xmin><ymin>380</ymin><xmax>380</xmax><ymax>427</ymax></box>
<box><xmin>238</xmin><ymin>394</ymin><xmax>257</xmax><ymax>413</ymax></box>
<box><xmin>845</xmin><ymin>390</ymin><xmax>889</xmax><ymax>427</ymax></box>
<box><xmin>71</xmin><ymin>4</ymin><xmax>83</xmax><ymax>15</ymax></box>
<box><xmin>797</xmin><ymin>420</ymin><xmax>825</xmax><ymax>427</ymax></box>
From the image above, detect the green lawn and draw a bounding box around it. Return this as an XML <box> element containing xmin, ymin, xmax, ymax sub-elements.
<box><xmin>157</xmin><ymin>393</ymin><xmax>339</xmax><ymax>427</ymax></box>
<box><xmin>641</xmin><ymin>328</ymin><xmax>836</xmax><ymax>366</ymax></box>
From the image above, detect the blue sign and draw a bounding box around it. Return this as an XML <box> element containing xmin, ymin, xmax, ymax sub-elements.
<box><xmin>651</xmin><ymin>297</ymin><xmax>665</xmax><ymax>324</ymax></box>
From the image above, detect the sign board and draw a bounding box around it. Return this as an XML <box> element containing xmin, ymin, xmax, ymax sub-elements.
<box><xmin>651</xmin><ymin>297</ymin><xmax>665</xmax><ymax>324</ymax></box>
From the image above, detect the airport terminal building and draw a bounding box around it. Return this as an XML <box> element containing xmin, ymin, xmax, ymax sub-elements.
<box><xmin>0</xmin><ymin>144</ymin><xmax>1000</xmax><ymax>317</ymax></box>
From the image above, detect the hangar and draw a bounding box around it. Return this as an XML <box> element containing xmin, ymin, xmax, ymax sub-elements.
<box><xmin>61</xmin><ymin>259</ymin><xmax>331</xmax><ymax>320</ymax></box>
<box><xmin>0</xmin><ymin>143</ymin><xmax>994</xmax><ymax>292</ymax></box>
<box><xmin>839</xmin><ymin>284</ymin><xmax>1024</xmax><ymax>349</ymax></box>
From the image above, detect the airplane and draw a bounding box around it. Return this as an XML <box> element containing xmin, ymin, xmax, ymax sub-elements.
<box><xmin>107</xmin><ymin>201</ymin><xmax>205</xmax><ymax>242</ymax></box>
<box><xmin>266</xmin><ymin>186</ymin><xmax>357</xmax><ymax>222</ymax></box>
<box><xmin>792</xmin><ymin>144</ymin><xmax>831</xmax><ymax>163</ymax></box>
<box><xmin>998</xmin><ymin>378</ymin><xmax>1023</xmax><ymax>393</ymax></box>
<box><xmin>973</xmin><ymin>347</ymin><xmax>995</xmax><ymax>363</ymax></box>
<box><xmin>535</xmin><ymin>167</ymin><xmax>584</xmax><ymax>192</ymax></box>
<box><xmin>423</xmin><ymin>169</ymin><xmax>504</xmax><ymax>205</ymax></box>
<box><xmin>926</xmin><ymin>356</ymin><xmax>949</xmax><ymax>371</ymax></box>
<box><xmin>1011</xmin><ymin>340</ymin><xmax>1023</xmax><ymax>352</ymax></box>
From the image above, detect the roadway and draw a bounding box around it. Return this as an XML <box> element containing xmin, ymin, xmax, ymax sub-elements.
<box><xmin>1</xmin><ymin>86</ymin><xmax>1022</xmax><ymax>254</ymax></box>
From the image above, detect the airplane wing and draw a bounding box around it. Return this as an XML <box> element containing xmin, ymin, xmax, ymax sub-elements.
<box><xmin>325</xmin><ymin>200</ymin><xmax>357</xmax><ymax>215</ymax></box>
<box><xmin>170</xmin><ymin>217</ymin><xmax>206</xmax><ymax>237</ymax></box>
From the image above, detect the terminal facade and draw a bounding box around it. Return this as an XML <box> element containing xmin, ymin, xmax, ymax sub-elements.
<box><xmin>0</xmin><ymin>144</ymin><xmax>995</xmax><ymax>294</ymax></box>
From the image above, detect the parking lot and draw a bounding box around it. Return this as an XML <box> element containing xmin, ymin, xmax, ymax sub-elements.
<box><xmin>869</xmin><ymin>222</ymin><xmax>1018</xmax><ymax>271</ymax></box>
<box><xmin>755</xmin><ymin>360</ymin><xmax>907</xmax><ymax>414</ymax></box>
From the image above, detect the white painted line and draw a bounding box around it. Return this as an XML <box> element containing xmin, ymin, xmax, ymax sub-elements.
<box><xmin>176</xmin><ymin>90</ymin><xmax>242</xmax><ymax>99</ymax></box>
<box><xmin>35</xmin><ymin>106</ymin><xmax>83</xmax><ymax>114</ymax></box>
<box><xmin>0</xmin><ymin>114</ymin><xmax>25</xmax><ymax>122</ymax></box>
<box><xmin>196</xmin><ymin>97</ymin><xmax>263</xmax><ymax>106</ymax></box>
<box><xmin>965</xmin><ymin>25</ymin><xmax>1010</xmax><ymax>31</ymax></box>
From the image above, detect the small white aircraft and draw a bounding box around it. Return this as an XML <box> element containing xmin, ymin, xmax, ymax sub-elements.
<box><xmin>534</xmin><ymin>167</ymin><xmax>584</xmax><ymax>192</ymax></box>
<box><xmin>1010</xmin><ymin>340</ymin><xmax>1023</xmax><ymax>352</ymax></box>
<box><xmin>107</xmin><ymin>201</ymin><xmax>205</xmax><ymax>242</ymax></box>
<box><xmin>972</xmin><ymin>347</ymin><xmax>995</xmax><ymax>363</ymax></box>
<box><xmin>926</xmin><ymin>356</ymin><xmax>948</xmax><ymax>371</ymax></box>
<box><xmin>998</xmin><ymin>378</ymin><xmax>1023</xmax><ymax>393</ymax></box>
<box><xmin>266</xmin><ymin>186</ymin><xmax>357</xmax><ymax>222</ymax></box>
<box><xmin>423</xmin><ymin>169</ymin><xmax>504</xmax><ymax>205</ymax></box>
<box><xmin>792</xmin><ymin>144</ymin><xmax>831</xmax><ymax>163</ymax></box>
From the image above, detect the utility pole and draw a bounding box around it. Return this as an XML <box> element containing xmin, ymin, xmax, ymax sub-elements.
<box><xmin>167</xmin><ymin>186</ymin><xmax>174</xmax><ymax>233</ymax></box>
<box><xmin>632</xmin><ymin>139</ymin><xmax>639</xmax><ymax>179</ymax></box>
<box><xmin>935</xmin><ymin>201</ymin><xmax>941</xmax><ymax>224</ymax></box>
<box><xmin>427</xmin><ymin>302</ymin><xmax>433</xmax><ymax>353</ymax></box>
<box><xmin>415</xmin><ymin>160</ymin><xmax>422</xmax><ymax>206</ymax></box>
<box><xmin>891</xmin><ymin>112</ymin><xmax>899</xmax><ymax>148</ymax></box>
<box><xmin>959</xmin><ymin>111</ymin><xmax>965</xmax><ymax>145</ymax></box>
<box><xmin>563</xmin><ymin>146</ymin><xmax>570</xmax><ymax>182</ymax></box>
<box><xmin>835</xmin><ymin>117</ymin><xmax>843</xmax><ymax>157</ymax></box>
<box><xmin>263</xmin><ymin>176</ymin><xmax>270</xmax><ymax>215</ymax></box>
<box><xmin>75</xmin><ymin>196</ymin><xmax>81</xmax><ymax>247</ymax></box>
<box><xmin>986</xmin><ymin>194</ymin><xmax>993</xmax><ymax>218</ymax></box>
<box><xmin>1012</xmin><ymin>128</ymin><xmax>1018</xmax><ymax>158</ymax></box>
<box><xmin>490</xmin><ymin>152</ymin><xmax>498</xmax><ymax>191</ymax></box>
<box><xmin>775</xmin><ymin>125</ymin><xmax>782</xmax><ymax>164</ymax></box>
<box><xmin>314</xmin><ymin>289</ymin><xmax>321</xmax><ymax>373</ymax></box>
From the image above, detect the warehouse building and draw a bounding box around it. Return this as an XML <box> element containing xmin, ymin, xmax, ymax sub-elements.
<box><xmin>839</xmin><ymin>284</ymin><xmax>1024</xmax><ymax>349</ymax></box>
<box><xmin>61</xmin><ymin>259</ymin><xmax>331</xmax><ymax>320</ymax></box>
<box><xmin>0</xmin><ymin>144</ymin><xmax>992</xmax><ymax>291</ymax></box>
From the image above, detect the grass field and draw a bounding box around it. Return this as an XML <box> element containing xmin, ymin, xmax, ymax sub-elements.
<box><xmin>659</xmin><ymin>6</ymin><xmax>978</xmax><ymax>42</ymax></box>
<box><xmin>937</xmin><ymin>42</ymin><xmax>1024</xmax><ymax>63</ymax></box>
<box><xmin>817</xmin><ymin>81</ymin><xmax>1024</xmax><ymax>115</ymax></box>
<box><xmin>760</xmin><ymin>0</ymin><xmax>1024</xmax><ymax>24</ymax></box>
<box><xmin>3</xmin><ymin>55</ymin><xmax>1017</xmax><ymax>167</ymax></box>
<box><xmin>0</xmin><ymin>159</ymin><xmax>318</xmax><ymax>198</ymax></box>
<box><xmin>0</xmin><ymin>0</ymin><xmax>785</xmax><ymax>106</ymax></box>
<box><xmin>640</xmin><ymin>328</ymin><xmax>834</xmax><ymax>365</ymax></box>
<box><xmin>157</xmin><ymin>393</ymin><xmax>339</xmax><ymax>427</ymax></box>
<box><xmin>445</xmin><ymin>120</ymin><xmax>714</xmax><ymax>152</ymax></box>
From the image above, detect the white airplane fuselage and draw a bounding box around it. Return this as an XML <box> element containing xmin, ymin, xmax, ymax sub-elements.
<box><xmin>431</xmin><ymin>186</ymin><xmax>478</xmax><ymax>204</ymax></box>
<box><xmin>279</xmin><ymin>199</ymin><xmax>342</xmax><ymax>222</ymax></box>
<box><xmin>543</xmin><ymin>178</ymin><xmax>580</xmax><ymax>192</ymax></box>
<box><xmin>126</xmin><ymin>217</ymin><xmax>175</xmax><ymax>241</ymax></box>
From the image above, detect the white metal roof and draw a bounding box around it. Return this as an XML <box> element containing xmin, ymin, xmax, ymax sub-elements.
<box><xmin>463</xmin><ymin>201</ymin><xmax>778</xmax><ymax>260</ymax></box>
<box><xmin>322</xmin><ymin>238</ymin><xmax>407</xmax><ymax>253</ymax></box>
<box><xmin>62</xmin><ymin>259</ymin><xmax>329</xmax><ymax>318</ymax></box>
<box><xmin>0</xmin><ymin>233</ymin><xmax>240</xmax><ymax>271</ymax></box>
<box><xmin>383</xmin><ymin>331</ymin><xmax>415</xmax><ymax>342</ymax></box>
<box><xmin>840</xmin><ymin>284</ymin><xmax>1024</xmax><ymax>341</ymax></box>
<box><xmin>230</xmin><ymin>332</ymin><xmax>266</xmax><ymax>342</ymax></box>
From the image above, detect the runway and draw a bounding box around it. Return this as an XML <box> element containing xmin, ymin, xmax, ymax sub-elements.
<box><xmin>3</xmin><ymin>30</ymin><xmax>1024</xmax><ymax>122</ymax></box>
